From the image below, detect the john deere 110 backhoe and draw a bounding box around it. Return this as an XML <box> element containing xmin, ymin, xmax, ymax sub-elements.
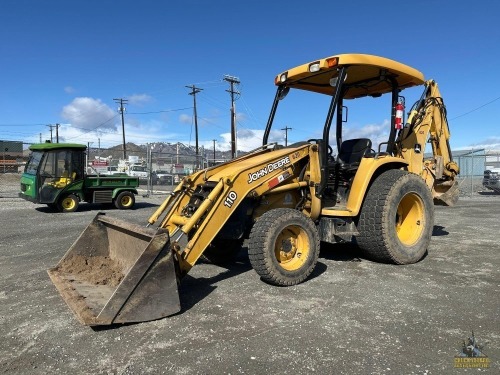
<box><xmin>48</xmin><ymin>53</ymin><xmax>459</xmax><ymax>326</ymax></box>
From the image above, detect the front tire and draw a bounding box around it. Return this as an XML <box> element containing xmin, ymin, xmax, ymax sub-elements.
<box><xmin>248</xmin><ymin>208</ymin><xmax>320</xmax><ymax>286</ymax></box>
<box><xmin>57</xmin><ymin>194</ymin><xmax>79</xmax><ymax>213</ymax></box>
<box><xmin>356</xmin><ymin>169</ymin><xmax>434</xmax><ymax>264</ymax></box>
<box><xmin>114</xmin><ymin>191</ymin><xmax>135</xmax><ymax>209</ymax></box>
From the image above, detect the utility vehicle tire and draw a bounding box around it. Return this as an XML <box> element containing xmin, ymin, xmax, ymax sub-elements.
<box><xmin>248</xmin><ymin>208</ymin><xmax>320</xmax><ymax>286</ymax></box>
<box><xmin>356</xmin><ymin>169</ymin><xmax>434</xmax><ymax>264</ymax></box>
<box><xmin>200</xmin><ymin>238</ymin><xmax>243</xmax><ymax>265</ymax></box>
<box><xmin>115</xmin><ymin>191</ymin><xmax>135</xmax><ymax>209</ymax></box>
<box><xmin>57</xmin><ymin>194</ymin><xmax>79</xmax><ymax>213</ymax></box>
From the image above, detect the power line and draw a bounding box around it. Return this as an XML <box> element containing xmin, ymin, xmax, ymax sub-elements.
<box><xmin>450</xmin><ymin>95</ymin><xmax>500</xmax><ymax>120</ymax></box>
<box><xmin>0</xmin><ymin>123</ymin><xmax>47</xmax><ymax>127</ymax></box>
<box><xmin>128</xmin><ymin>107</ymin><xmax>192</xmax><ymax>115</ymax></box>
<box><xmin>64</xmin><ymin>114</ymin><xmax>119</xmax><ymax>140</ymax></box>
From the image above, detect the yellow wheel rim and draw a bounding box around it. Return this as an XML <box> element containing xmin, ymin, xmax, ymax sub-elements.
<box><xmin>396</xmin><ymin>192</ymin><xmax>425</xmax><ymax>246</ymax></box>
<box><xmin>275</xmin><ymin>225</ymin><xmax>310</xmax><ymax>271</ymax></box>
<box><xmin>120</xmin><ymin>195</ymin><xmax>133</xmax><ymax>207</ymax></box>
<box><xmin>62</xmin><ymin>197</ymin><xmax>76</xmax><ymax>210</ymax></box>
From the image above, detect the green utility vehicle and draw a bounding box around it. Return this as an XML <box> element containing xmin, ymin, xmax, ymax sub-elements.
<box><xmin>19</xmin><ymin>143</ymin><xmax>139</xmax><ymax>212</ymax></box>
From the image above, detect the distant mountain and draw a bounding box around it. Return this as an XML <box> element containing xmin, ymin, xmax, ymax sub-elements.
<box><xmin>89</xmin><ymin>142</ymin><xmax>241</xmax><ymax>164</ymax></box>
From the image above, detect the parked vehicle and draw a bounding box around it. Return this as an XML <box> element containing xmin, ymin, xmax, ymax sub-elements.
<box><xmin>483</xmin><ymin>168</ymin><xmax>500</xmax><ymax>193</ymax></box>
<box><xmin>103</xmin><ymin>165</ymin><xmax>120</xmax><ymax>175</ymax></box>
<box><xmin>128</xmin><ymin>165</ymin><xmax>148</xmax><ymax>180</ymax></box>
<box><xmin>19</xmin><ymin>143</ymin><xmax>139</xmax><ymax>212</ymax></box>
<box><xmin>154</xmin><ymin>170</ymin><xmax>173</xmax><ymax>185</ymax></box>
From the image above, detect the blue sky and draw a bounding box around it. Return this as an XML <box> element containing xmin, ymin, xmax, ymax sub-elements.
<box><xmin>1</xmin><ymin>0</ymin><xmax>499</xmax><ymax>154</ymax></box>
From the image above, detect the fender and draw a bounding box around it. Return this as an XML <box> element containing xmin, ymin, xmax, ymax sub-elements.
<box><xmin>321</xmin><ymin>156</ymin><xmax>408</xmax><ymax>217</ymax></box>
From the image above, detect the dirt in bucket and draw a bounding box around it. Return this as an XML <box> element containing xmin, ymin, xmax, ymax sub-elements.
<box><xmin>56</xmin><ymin>255</ymin><xmax>124</xmax><ymax>287</ymax></box>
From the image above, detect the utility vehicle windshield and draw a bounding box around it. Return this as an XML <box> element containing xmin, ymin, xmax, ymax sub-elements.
<box><xmin>24</xmin><ymin>151</ymin><xmax>43</xmax><ymax>175</ymax></box>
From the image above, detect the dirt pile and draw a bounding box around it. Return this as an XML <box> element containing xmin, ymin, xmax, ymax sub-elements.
<box><xmin>56</xmin><ymin>255</ymin><xmax>124</xmax><ymax>287</ymax></box>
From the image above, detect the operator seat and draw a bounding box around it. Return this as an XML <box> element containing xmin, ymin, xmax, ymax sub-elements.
<box><xmin>337</xmin><ymin>138</ymin><xmax>372</xmax><ymax>172</ymax></box>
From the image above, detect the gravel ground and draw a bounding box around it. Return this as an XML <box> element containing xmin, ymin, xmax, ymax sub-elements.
<box><xmin>0</xmin><ymin>173</ymin><xmax>499</xmax><ymax>374</ymax></box>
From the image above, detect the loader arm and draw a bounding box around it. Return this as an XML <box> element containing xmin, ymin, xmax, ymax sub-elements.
<box><xmin>148</xmin><ymin>143</ymin><xmax>320</xmax><ymax>277</ymax></box>
<box><xmin>395</xmin><ymin>80</ymin><xmax>460</xmax><ymax>205</ymax></box>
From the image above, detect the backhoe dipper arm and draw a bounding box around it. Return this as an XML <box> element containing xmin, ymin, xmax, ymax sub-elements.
<box><xmin>396</xmin><ymin>80</ymin><xmax>459</xmax><ymax>205</ymax></box>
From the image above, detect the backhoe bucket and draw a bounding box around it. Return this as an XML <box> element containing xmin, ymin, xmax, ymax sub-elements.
<box><xmin>434</xmin><ymin>180</ymin><xmax>460</xmax><ymax>206</ymax></box>
<box><xmin>48</xmin><ymin>213</ymin><xmax>180</xmax><ymax>326</ymax></box>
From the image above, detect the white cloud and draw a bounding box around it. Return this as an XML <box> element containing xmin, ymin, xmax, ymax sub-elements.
<box><xmin>179</xmin><ymin>114</ymin><xmax>192</xmax><ymax>124</ymax></box>
<box><xmin>57</xmin><ymin>97</ymin><xmax>194</xmax><ymax>148</ymax></box>
<box><xmin>64</xmin><ymin>86</ymin><xmax>76</xmax><ymax>94</ymax></box>
<box><xmin>471</xmin><ymin>136</ymin><xmax>500</xmax><ymax>148</ymax></box>
<box><xmin>217</xmin><ymin>128</ymin><xmax>284</xmax><ymax>152</ymax></box>
<box><xmin>213</xmin><ymin>121</ymin><xmax>392</xmax><ymax>154</ymax></box>
<box><xmin>341</xmin><ymin>120</ymin><xmax>390</xmax><ymax>153</ymax></box>
<box><xmin>128</xmin><ymin>93</ymin><xmax>153</xmax><ymax>106</ymax></box>
<box><xmin>61</xmin><ymin>97</ymin><xmax>117</xmax><ymax>132</ymax></box>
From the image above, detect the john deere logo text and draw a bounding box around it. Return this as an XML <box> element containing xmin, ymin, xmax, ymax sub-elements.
<box><xmin>248</xmin><ymin>156</ymin><xmax>290</xmax><ymax>184</ymax></box>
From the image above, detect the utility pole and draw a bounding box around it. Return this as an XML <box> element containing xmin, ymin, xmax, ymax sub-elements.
<box><xmin>186</xmin><ymin>85</ymin><xmax>203</xmax><ymax>168</ymax></box>
<box><xmin>87</xmin><ymin>141</ymin><xmax>93</xmax><ymax>171</ymax></box>
<box><xmin>46</xmin><ymin>124</ymin><xmax>54</xmax><ymax>142</ymax></box>
<box><xmin>224</xmin><ymin>75</ymin><xmax>240</xmax><ymax>159</ymax></box>
<box><xmin>281</xmin><ymin>126</ymin><xmax>292</xmax><ymax>146</ymax></box>
<box><xmin>55</xmin><ymin>123</ymin><xmax>60</xmax><ymax>143</ymax></box>
<box><xmin>212</xmin><ymin>139</ymin><xmax>216</xmax><ymax>164</ymax></box>
<box><xmin>114</xmin><ymin>98</ymin><xmax>128</xmax><ymax>160</ymax></box>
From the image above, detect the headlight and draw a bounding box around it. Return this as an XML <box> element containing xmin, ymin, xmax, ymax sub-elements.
<box><xmin>309</xmin><ymin>62</ymin><xmax>320</xmax><ymax>73</ymax></box>
<box><xmin>275</xmin><ymin>72</ymin><xmax>288</xmax><ymax>85</ymax></box>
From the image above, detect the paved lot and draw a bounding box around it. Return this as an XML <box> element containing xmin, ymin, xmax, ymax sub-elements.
<box><xmin>0</xmin><ymin>188</ymin><xmax>499</xmax><ymax>374</ymax></box>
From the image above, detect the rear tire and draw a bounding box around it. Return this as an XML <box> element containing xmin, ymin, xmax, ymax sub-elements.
<box><xmin>248</xmin><ymin>208</ymin><xmax>320</xmax><ymax>286</ymax></box>
<box><xmin>115</xmin><ymin>191</ymin><xmax>135</xmax><ymax>209</ymax></box>
<box><xmin>356</xmin><ymin>169</ymin><xmax>434</xmax><ymax>264</ymax></box>
<box><xmin>57</xmin><ymin>194</ymin><xmax>79</xmax><ymax>213</ymax></box>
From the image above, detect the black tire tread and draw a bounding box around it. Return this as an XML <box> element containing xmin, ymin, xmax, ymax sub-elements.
<box><xmin>115</xmin><ymin>191</ymin><xmax>135</xmax><ymax>209</ymax></box>
<box><xmin>57</xmin><ymin>194</ymin><xmax>79</xmax><ymax>213</ymax></box>
<box><xmin>357</xmin><ymin>169</ymin><xmax>434</xmax><ymax>264</ymax></box>
<box><xmin>248</xmin><ymin>208</ymin><xmax>319</xmax><ymax>286</ymax></box>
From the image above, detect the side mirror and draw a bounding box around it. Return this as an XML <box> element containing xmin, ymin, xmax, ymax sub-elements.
<box><xmin>278</xmin><ymin>87</ymin><xmax>290</xmax><ymax>100</ymax></box>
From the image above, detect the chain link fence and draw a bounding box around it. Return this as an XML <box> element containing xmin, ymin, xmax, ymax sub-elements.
<box><xmin>0</xmin><ymin>142</ymin><xmax>214</xmax><ymax>199</ymax></box>
<box><xmin>0</xmin><ymin>141</ymin><xmax>30</xmax><ymax>199</ymax></box>
<box><xmin>455</xmin><ymin>151</ymin><xmax>500</xmax><ymax>197</ymax></box>
<box><xmin>2</xmin><ymin>140</ymin><xmax>499</xmax><ymax>200</ymax></box>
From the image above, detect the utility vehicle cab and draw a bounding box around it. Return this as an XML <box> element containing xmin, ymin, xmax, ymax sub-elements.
<box><xmin>21</xmin><ymin>143</ymin><xmax>85</xmax><ymax>206</ymax></box>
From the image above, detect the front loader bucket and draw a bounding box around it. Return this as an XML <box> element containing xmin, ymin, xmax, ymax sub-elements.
<box><xmin>433</xmin><ymin>179</ymin><xmax>460</xmax><ymax>206</ymax></box>
<box><xmin>48</xmin><ymin>213</ymin><xmax>180</xmax><ymax>326</ymax></box>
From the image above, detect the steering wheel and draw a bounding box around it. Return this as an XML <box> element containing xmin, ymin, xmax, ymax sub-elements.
<box><xmin>328</xmin><ymin>145</ymin><xmax>333</xmax><ymax>157</ymax></box>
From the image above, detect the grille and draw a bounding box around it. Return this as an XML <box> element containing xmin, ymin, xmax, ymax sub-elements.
<box><xmin>93</xmin><ymin>190</ymin><xmax>113</xmax><ymax>203</ymax></box>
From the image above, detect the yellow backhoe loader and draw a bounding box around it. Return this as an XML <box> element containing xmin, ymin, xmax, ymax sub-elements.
<box><xmin>48</xmin><ymin>54</ymin><xmax>459</xmax><ymax>326</ymax></box>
